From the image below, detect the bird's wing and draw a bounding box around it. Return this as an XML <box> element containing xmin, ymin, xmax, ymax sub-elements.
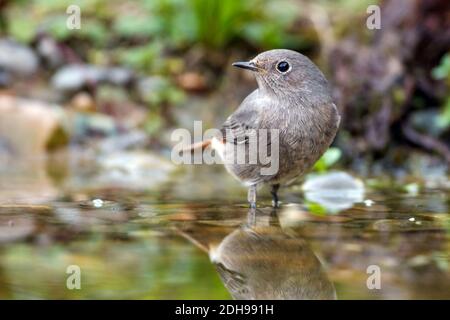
<box><xmin>182</xmin><ymin>90</ymin><xmax>268</xmax><ymax>152</ymax></box>
<box><xmin>220</xmin><ymin>91</ymin><xmax>266</xmax><ymax>145</ymax></box>
<box><xmin>214</xmin><ymin>262</ymin><xmax>252</xmax><ymax>299</ymax></box>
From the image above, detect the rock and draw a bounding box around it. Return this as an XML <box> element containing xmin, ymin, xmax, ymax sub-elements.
<box><xmin>70</xmin><ymin>112</ymin><xmax>118</xmax><ymax>139</ymax></box>
<box><xmin>97</xmin><ymin>130</ymin><xmax>148</xmax><ymax>153</ymax></box>
<box><xmin>0</xmin><ymin>69</ymin><xmax>12</xmax><ymax>87</ymax></box>
<box><xmin>177</xmin><ymin>72</ymin><xmax>208</xmax><ymax>92</ymax></box>
<box><xmin>95</xmin><ymin>151</ymin><xmax>176</xmax><ymax>189</ymax></box>
<box><xmin>0</xmin><ymin>39</ymin><xmax>38</xmax><ymax>76</ymax></box>
<box><xmin>107</xmin><ymin>67</ymin><xmax>134</xmax><ymax>86</ymax></box>
<box><xmin>302</xmin><ymin>171</ymin><xmax>365</xmax><ymax>213</ymax></box>
<box><xmin>36</xmin><ymin>36</ymin><xmax>64</xmax><ymax>68</ymax></box>
<box><xmin>302</xmin><ymin>171</ymin><xmax>364</xmax><ymax>191</ymax></box>
<box><xmin>70</xmin><ymin>92</ymin><xmax>96</xmax><ymax>112</ymax></box>
<box><xmin>51</xmin><ymin>64</ymin><xmax>103</xmax><ymax>91</ymax></box>
<box><xmin>136</xmin><ymin>76</ymin><xmax>168</xmax><ymax>101</ymax></box>
<box><xmin>51</xmin><ymin>64</ymin><xmax>133</xmax><ymax>91</ymax></box>
<box><xmin>0</xmin><ymin>95</ymin><xmax>68</xmax><ymax>156</ymax></box>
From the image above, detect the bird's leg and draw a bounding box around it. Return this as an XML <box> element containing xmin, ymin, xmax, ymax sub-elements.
<box><xmin>248</xmin><ymin>184</ymin><xmax>257</xmax><ymax>208</ymax></box>
<box><xmin>247</xmin><ymin>207</ymin><xmax>256</xmax><ymax>226</ymax></box>
<box><xmin>270</xmin><ymin>184</ymin><xmax>280</xmax><ymax>208</ymax></box>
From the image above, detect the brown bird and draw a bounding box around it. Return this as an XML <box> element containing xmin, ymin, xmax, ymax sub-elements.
<box><xmin>186</xmin><ymin>49</ymin><xmax>340</xmax><ymax>208</ymax></box>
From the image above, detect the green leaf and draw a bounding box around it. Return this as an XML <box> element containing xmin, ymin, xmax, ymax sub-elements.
<box><xmin>437</xmin><ymin>97</ymin><xmax>450</xmax><ymax>129</ymax></box>
<box><xmin>113</xmin><ymin>15</ymin><xmax>162</xmax><ymax>38</ymax></box>
<box><xmin>8</xmin><ymin>17</ymin><xmax>37</xmax><ymax>43</ymax></box>
<box><xmin>432</xmin><ymin>53</ymin><xmax>450</xmax><ymax>80</ymax></box>
<box><xmin>305</xmin><ymin>201</ymin><xmax>327</xmax><ymax>216</ymax></box>
<box><xmin>313</xmin><ymin>147</ymin><xmax>342</xmax><ymax>173</ymax></box>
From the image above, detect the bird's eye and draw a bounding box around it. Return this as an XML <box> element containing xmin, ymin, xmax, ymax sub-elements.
<box><xmin>276</xmin><ymin>61</ymin><xmax>290</xmax><ymax>73</ymax></box>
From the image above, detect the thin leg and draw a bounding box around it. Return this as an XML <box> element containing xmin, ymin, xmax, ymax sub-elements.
<box><xmin>247</xmin><ymin>207</ymin><xmax>256</xmax><ymax>226</ymax></box>
<box><xmin>271</xmin><ymin>184</ymin><xmax>280</xmax><ymax>208</ymax></box>
<box><xmin>248</xmin><ymin>184</ymin><xmax>257</xmax><ymax>208</ymax></box>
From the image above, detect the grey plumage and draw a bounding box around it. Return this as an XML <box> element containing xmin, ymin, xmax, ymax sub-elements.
<box><xmin>209</xmin><ymin>49</ymin><xmax>340</xmax><ymax>207</ymax></box>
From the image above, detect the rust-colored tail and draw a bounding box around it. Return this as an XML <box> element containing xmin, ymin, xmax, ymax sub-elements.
<box><xmin>181</xmin><ymin>139</ymin><xmax>212</xmax><ymax>153</ymax></box>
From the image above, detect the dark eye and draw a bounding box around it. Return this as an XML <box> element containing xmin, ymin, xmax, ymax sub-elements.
<box><xmin>276</xmin><ymin>61</ymin><xmax>290</xmax><ymax>73</ymax></box>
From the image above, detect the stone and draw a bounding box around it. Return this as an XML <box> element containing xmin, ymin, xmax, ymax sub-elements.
<box><xmin>302</xmin><ymin>171</ymin><xmax>365</xmax><ymax>213</ymax></box>
<box><xmin>0</xmin><ymin>95</ymin><xmax>68</xmax><ymax>156</ymax></box>
<box><xmin>0</xmin><ymin>39</ymin><xmax>38</xmax><ymax>76</ymax></box>
<box><xmin>95</xmin><ymin>151</ymin><xmax>176</xmax><ymax>189</ymax></box>
<box><xmin>36</xmin><ymin>36</ymin><xmax>64</xmax><ymax>68</ymax></box>
<box><xmin>51</xmin><ymin>64</ymin><xmax>133</xmax><ymax>91</ymax></box>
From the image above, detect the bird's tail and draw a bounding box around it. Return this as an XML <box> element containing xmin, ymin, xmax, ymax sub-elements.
<box><xmin>181</xmin><ymin>139</ymin><xmax>212</xmax><ymax>153</ymax></box>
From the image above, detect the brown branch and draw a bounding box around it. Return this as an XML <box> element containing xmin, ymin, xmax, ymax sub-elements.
<box><xmin>402</xmin><ymin>122</ymin><xmax>450</xmax><ymax>164</ymax></box>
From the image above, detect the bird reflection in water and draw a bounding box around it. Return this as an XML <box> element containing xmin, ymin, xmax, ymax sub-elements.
<box><xmin>177</xmin><ymin>208</ymin><xmax>336</xmax><ymax>300</ymax></box>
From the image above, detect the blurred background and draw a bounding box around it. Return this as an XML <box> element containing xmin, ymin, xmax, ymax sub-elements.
<box><xmin>0</xmin><ymin>0</ymin><xmax>449</xmax><ymax>299</ymax></box>
<box><xmin>0</xmin><ymin>0</ymin><xmax>448</xmax><ymax>176</ymax></box>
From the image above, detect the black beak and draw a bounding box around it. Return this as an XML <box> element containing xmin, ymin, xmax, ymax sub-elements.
<box><xmin>232</xmin><ymin>61</ymin><xmax>259</xmax><ymax>72</ymax></box>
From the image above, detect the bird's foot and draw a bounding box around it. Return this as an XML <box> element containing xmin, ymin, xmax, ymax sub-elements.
<box><xmin>248</xmin><ymin>185</ymin><xmax>257</xmax><ymax>209</ymax></box>
<box><xmin>270</xmin><ymin>184</ymin><xmax>280</xmax><ymax>209</ymax></box>
<box><xmin>271</xmin><ymin>200</ymin><xmax>280</xmax><ymax>208</ymax></box>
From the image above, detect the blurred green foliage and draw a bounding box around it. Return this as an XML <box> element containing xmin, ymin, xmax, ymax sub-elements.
<box><xmin>2</xmin><ymin>0</ymin><xmax>303</xmax><ymax>138</ymax></box>
<box><xmin>4</xmin><ymin>0</ymin><xmax>299</xmax><ymax>52</ymax></box>
<box><xmin>305</xmin><ymin>201</ymin><xmax>327</xmax><ymax>216</ymax></box>
<box><xmin>432</xmin><ymin>53</ymin><xmax>450</xmax><ymax>82</ymax></box>
<box><xmin>313</xmin><ymin>147</ymin><xmax>342</xmax><ymax>173</ymax></box>
<box><xmin>187</xmin><ymin>0</ymin><xmax>298</xmax><ymax>49</ymax></box>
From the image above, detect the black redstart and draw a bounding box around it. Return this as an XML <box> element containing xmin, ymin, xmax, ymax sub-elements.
<box><xmin>186</xmin><ymin>49</ymin><xmax>340</xmax><ymax>208</ymax></box>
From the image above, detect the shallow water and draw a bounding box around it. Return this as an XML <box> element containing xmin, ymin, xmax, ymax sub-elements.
<box><xmin>0</xmin><ymin>158</ymin><xmax>449</xmax><ymax>299</ymax></box>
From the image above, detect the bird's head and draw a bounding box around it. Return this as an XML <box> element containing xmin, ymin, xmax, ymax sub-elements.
<box><xmin>233</xmin><ymin>49</ymin><xmax>331</xmax><ymax>102</ymax></box>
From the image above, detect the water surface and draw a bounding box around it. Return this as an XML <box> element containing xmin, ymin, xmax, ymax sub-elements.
<box><xmin>0</xmin><ymin>158</ymin><xmax>449</xmax><ymax>299</ymax></box>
